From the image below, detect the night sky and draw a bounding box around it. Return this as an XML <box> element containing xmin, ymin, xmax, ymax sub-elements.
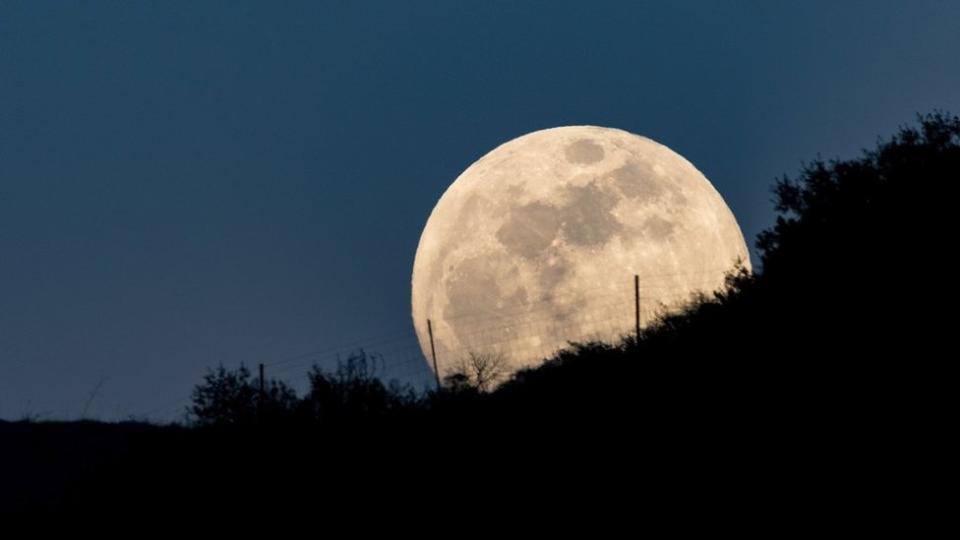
<box><xmin>2</xmin><ymin>1</ymin><xmax>957</xmax><ymax>420</ymax></box>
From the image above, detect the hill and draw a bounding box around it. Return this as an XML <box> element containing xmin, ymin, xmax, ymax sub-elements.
<box><xmin>3</xmin><ymin>112</ymin><xmax>955</xmax><ymax>517</ymax></box>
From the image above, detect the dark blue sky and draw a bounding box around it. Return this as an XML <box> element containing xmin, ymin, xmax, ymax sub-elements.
<box><xmin>2</xmin><ymin>1</ymin><xmax>957</xmax><ymax>420</ymax></box>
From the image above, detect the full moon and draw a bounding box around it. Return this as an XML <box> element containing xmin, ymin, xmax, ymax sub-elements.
<box><xmin>411</xmin><ymin>126</ymin><xmax>750</xmax><ymax>380</ymax></box>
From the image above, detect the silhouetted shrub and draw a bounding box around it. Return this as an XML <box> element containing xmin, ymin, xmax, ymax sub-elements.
<box><xmin>752</xmin><ymin>111</ymin><xmax>958</xmax><ymax>359</ymax></box>
<box><xmin>300</xmin><ymin>349</ymin><xmax>418</xmax><ymax>424</ymax></box>
<box><xmin>442</xmin><ymin>350</ymin><xmax>509</xmax><ymax>392</ymax></box>
<box><xmin>188</xmin><ymin>364</ymin><xmax>297</xmax><ymax>426</ymax></box>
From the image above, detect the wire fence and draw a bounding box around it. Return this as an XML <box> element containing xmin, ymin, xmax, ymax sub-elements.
<box><xmin>107</xmin><ymin>266</ymin><xmax>740</xmax><ymax>422</ymax></box>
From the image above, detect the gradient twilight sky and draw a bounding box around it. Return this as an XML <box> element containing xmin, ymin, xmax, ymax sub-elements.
<box><xmin>1</xmin><ymin>1</ymin><xmax>958</xmax><ymax>420</ymax></box>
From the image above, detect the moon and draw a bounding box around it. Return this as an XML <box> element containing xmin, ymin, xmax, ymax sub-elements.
<box><xmin>411</xmin><ymin>126</ymin><xmax>750</xmax><ymax>380</ymax></box>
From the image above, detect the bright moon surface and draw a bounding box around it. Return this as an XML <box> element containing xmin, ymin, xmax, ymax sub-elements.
<box><xmin>412</xmin><ymin>126</ymin><xmax>750</xmax><ymax>379</ymax></box>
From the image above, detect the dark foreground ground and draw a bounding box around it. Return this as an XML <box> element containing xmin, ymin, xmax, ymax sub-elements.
<box><xmin>1</xmin><ymin>363</ymin><xmax>934</xmax><ymax>523</ymax></box>
<box><xmin>4</xmin><ymin>113</ymin><xmax>954</xmax><ymax>523</ymax></box>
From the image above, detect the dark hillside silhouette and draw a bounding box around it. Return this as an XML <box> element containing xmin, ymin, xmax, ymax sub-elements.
<box><xmin>755</xmin><ymin>112</ymin><xmax>958</xmax><ymax>359</ymax></box>
<box><xmin>4</xmin><ymin>112</ymin><xmax>955</xmax><ymax>516</ymax></box>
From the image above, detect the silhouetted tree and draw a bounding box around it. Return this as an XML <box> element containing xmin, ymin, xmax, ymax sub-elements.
<box><xmin>758</xmin><ymin>112</ymin><xmax>960</xmax><ymax>275</ymax></box>
<box><xmin>752</xmin><ymin>111</ymin><xmax>959</xmax><ymax>360</ymax></box>
<box><xmin>445</xmin><ymin>350</ymin><xmax>509</xmax><ymax>392</ymax></box>
<box><xmin>188</xmin><ymin>364</ymin><xmax>297</xmax><ymax>426</ymax></box>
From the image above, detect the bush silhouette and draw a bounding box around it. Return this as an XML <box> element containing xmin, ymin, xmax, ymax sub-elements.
<box><xmin>753</xmin><ymin>111</ymin><xmax>958</xmax><ymax>361</ymax></box>
<box><xmin>300</xmin><ymin>349</ymin><xmax>418</xmax><ymax>424</ymax></box>
<box><xmin>188</xmin><ymin>364</ymin><xmax>297</xmax><ymax>426</ymax></box>
<box><xmin>442</xmin><ymin>350</ymin><xmax>509</xmax><ymax>393</ymax></box>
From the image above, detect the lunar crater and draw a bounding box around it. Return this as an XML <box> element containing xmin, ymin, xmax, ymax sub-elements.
<box><xmin>556</xmin><ymin>182</ymin><xmax>622</xmax><ymax>247</ymax></box>
<box><xmin>608</xmin><ymin>162</ymin><xmax>665</xmax><ymax>201</ymax></box>
<box><xmin>564</xmin><ymin>139</ymin><xmax>605</xmax><ymax>164</ymax></box>
<box><xmin>640</xmin><ymin>215</ymin><xmax>678</xmax><ymax>240</ymax></box>
<box><xmin>495</xmin><ymin>201</ymin><xmax>562</xmax><ymax>259</ymax></box>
